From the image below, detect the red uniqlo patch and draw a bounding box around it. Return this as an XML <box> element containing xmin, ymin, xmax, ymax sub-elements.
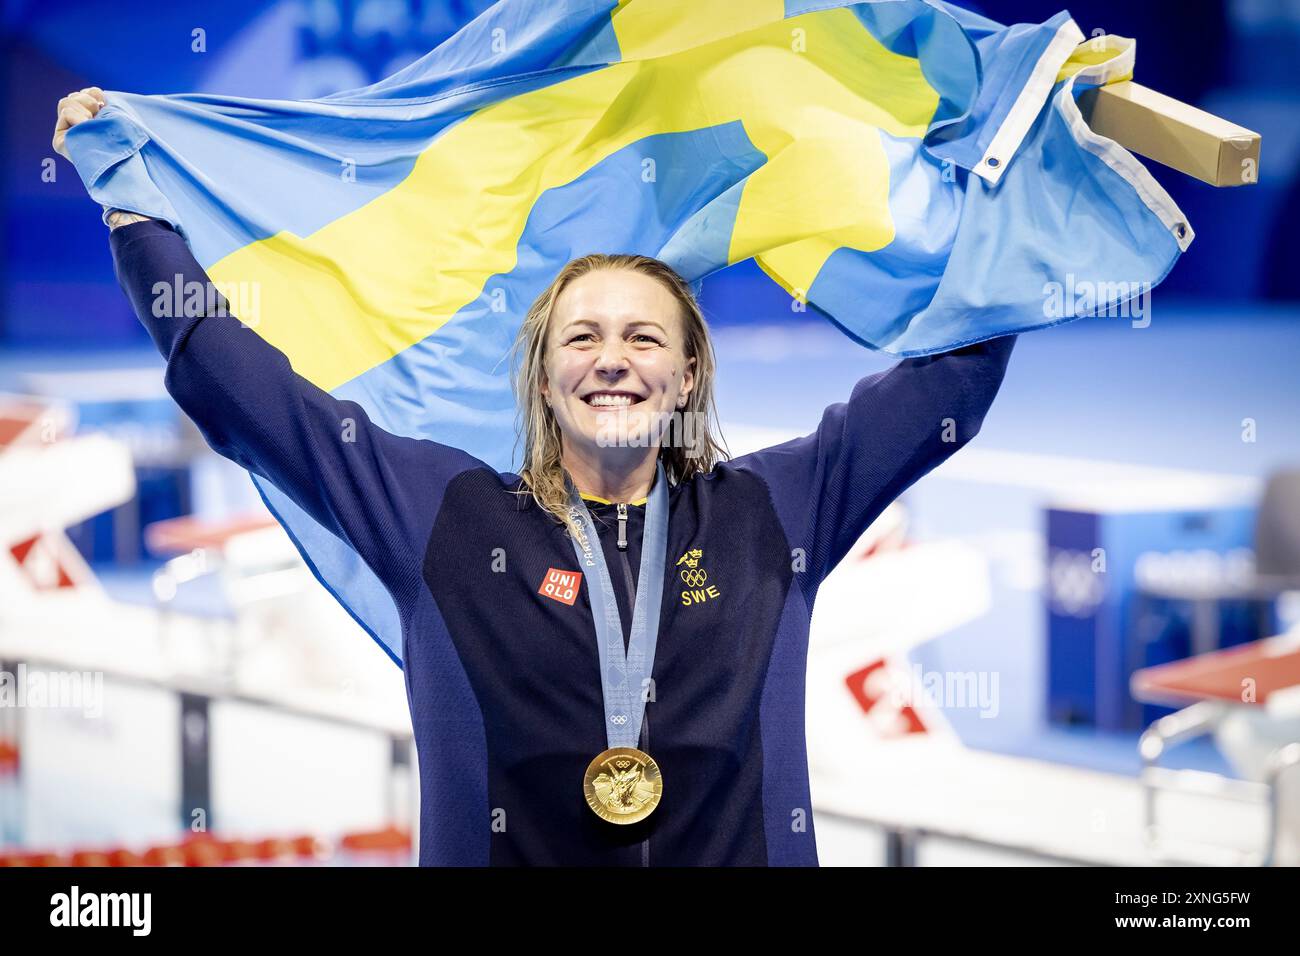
<box><xmin>538</xmin><ymin>567</ymin><xmax>582</xmax><ymax>606</ymax></box>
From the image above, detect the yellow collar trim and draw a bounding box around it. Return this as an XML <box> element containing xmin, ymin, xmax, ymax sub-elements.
<box><xmin>580</xmin><ymin>492</ymin><xmax>648</xmax><ymax>506</ymax></box>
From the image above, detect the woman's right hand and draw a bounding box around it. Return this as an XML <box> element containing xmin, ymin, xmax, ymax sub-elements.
<box><xmin>53</xmin><ymin>87</ymin><xmax>106</xmax><ymax>161</ymax></box>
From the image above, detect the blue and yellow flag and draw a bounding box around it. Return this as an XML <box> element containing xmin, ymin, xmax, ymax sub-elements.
<box><xmin>66</xmin><ymin>0</ymin><xmax>1191</xmax><ymax>664</ymax></box>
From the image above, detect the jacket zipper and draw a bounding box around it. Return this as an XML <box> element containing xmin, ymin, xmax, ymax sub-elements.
<box><xmin>612</xmin><ymin>502</ymin><xmax>648</xmax><ymax>868</ymax></box>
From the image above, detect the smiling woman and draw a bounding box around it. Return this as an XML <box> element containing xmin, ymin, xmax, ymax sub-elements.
<box><xmin>511</xmin><ymin>253</ymin><xmax>728</xmax><ymax>540</ymax></box>
<box><xmin>59</xmin><ymin>85</ymin><xmax>1017</xmax><ymax>866</ymax></box>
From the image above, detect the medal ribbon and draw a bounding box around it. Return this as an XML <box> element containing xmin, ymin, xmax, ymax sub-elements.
<box><xmin>565</xmin><ymin>457</ymin><xmax>669</xmax><ymax>751</ymax></box>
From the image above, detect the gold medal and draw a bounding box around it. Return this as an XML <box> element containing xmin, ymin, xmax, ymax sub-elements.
<box><xmin>583</xmin><ymin>747</ymin><xmax>663</xmax><ymax>824</ymax></box>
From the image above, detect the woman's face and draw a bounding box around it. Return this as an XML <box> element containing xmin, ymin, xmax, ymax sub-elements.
<box><xmin>542</xmin><ymin>268</ymin><xmax>695</xmax><ymax>460</ymax></box>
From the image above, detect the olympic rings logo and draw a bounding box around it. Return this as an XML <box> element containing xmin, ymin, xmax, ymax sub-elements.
<box><xmin>610</xmin><ymin>714</ymin><xmax>628</xmax><ymax>726</ymax></box>
<box><xmin>1047</xmin><ymin>548</ymin><xmax>1105</xmax><ymax>617</ymax></box>
<box><xmin>680</xmin><ymin>568</ymin><xmax>708</xmax><ymax>587</ymax></box>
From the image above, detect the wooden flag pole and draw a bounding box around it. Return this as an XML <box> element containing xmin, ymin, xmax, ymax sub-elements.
<box><xmin>1080</xmin><ymin>81</ymin><xmax>1262</xmax><ymax>187</ymax></box>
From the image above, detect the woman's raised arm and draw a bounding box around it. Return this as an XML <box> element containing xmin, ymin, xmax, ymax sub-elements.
<box><xmin>731</xmin><ymin>334</ymin><xmax>1017</xmax><ymax>600</ymax></box>
<box><xmin>106</xmin><ymin>218</ymin><xmax>488</xmax><ymax>600</ymax></box>
<box><xmin>56</xmin><ymin>88</ymin><xmax>486</xmax><ymax>603</ymax></box>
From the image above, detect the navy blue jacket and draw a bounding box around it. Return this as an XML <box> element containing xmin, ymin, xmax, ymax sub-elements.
<box><xmin>110</xmin><ymin>218</ymin><xmax>1016</xmax><ymax>866</ymax></box>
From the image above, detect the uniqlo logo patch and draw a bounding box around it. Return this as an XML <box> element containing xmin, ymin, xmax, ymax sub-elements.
<box><xmin>538</xmin><ymin>567</ymin><xmax>582</xmax><ymax>606</ymax></box>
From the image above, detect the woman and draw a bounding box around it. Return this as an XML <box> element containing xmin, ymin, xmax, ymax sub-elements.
<box><xmin>56</xmin><ymin>88</ymin><xmax>1016</xmax><ymax>866</ymax></box>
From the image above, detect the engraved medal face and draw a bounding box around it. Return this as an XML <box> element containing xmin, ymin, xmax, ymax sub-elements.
<box><xmin>583</xmin><ymin>747</ymin><xmax>663</xmax><ymax>824</ymax></box>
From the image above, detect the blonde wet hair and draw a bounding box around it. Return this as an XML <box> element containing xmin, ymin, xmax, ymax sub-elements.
<box><xmin>509</xmin><ymin>254</ymin><xmax>728</xmax><ymax>537</ymax></box>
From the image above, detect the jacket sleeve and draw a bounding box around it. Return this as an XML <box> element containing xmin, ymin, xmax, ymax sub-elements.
<box><xmin>730</xmin><ymin>333</ymin><xmax>1016</xmax><ymax>597</ymax></box>
<box><xmin>109</xmin><ymin>218</ymin><xmax>485</xmax><ymax>602</ymax></box>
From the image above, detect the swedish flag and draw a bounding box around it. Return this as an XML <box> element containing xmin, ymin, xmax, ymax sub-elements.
<box><xmin>66</xmin><ymin>0</ymin><xmax>1191</xmax><ymax>664</ymax></box>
